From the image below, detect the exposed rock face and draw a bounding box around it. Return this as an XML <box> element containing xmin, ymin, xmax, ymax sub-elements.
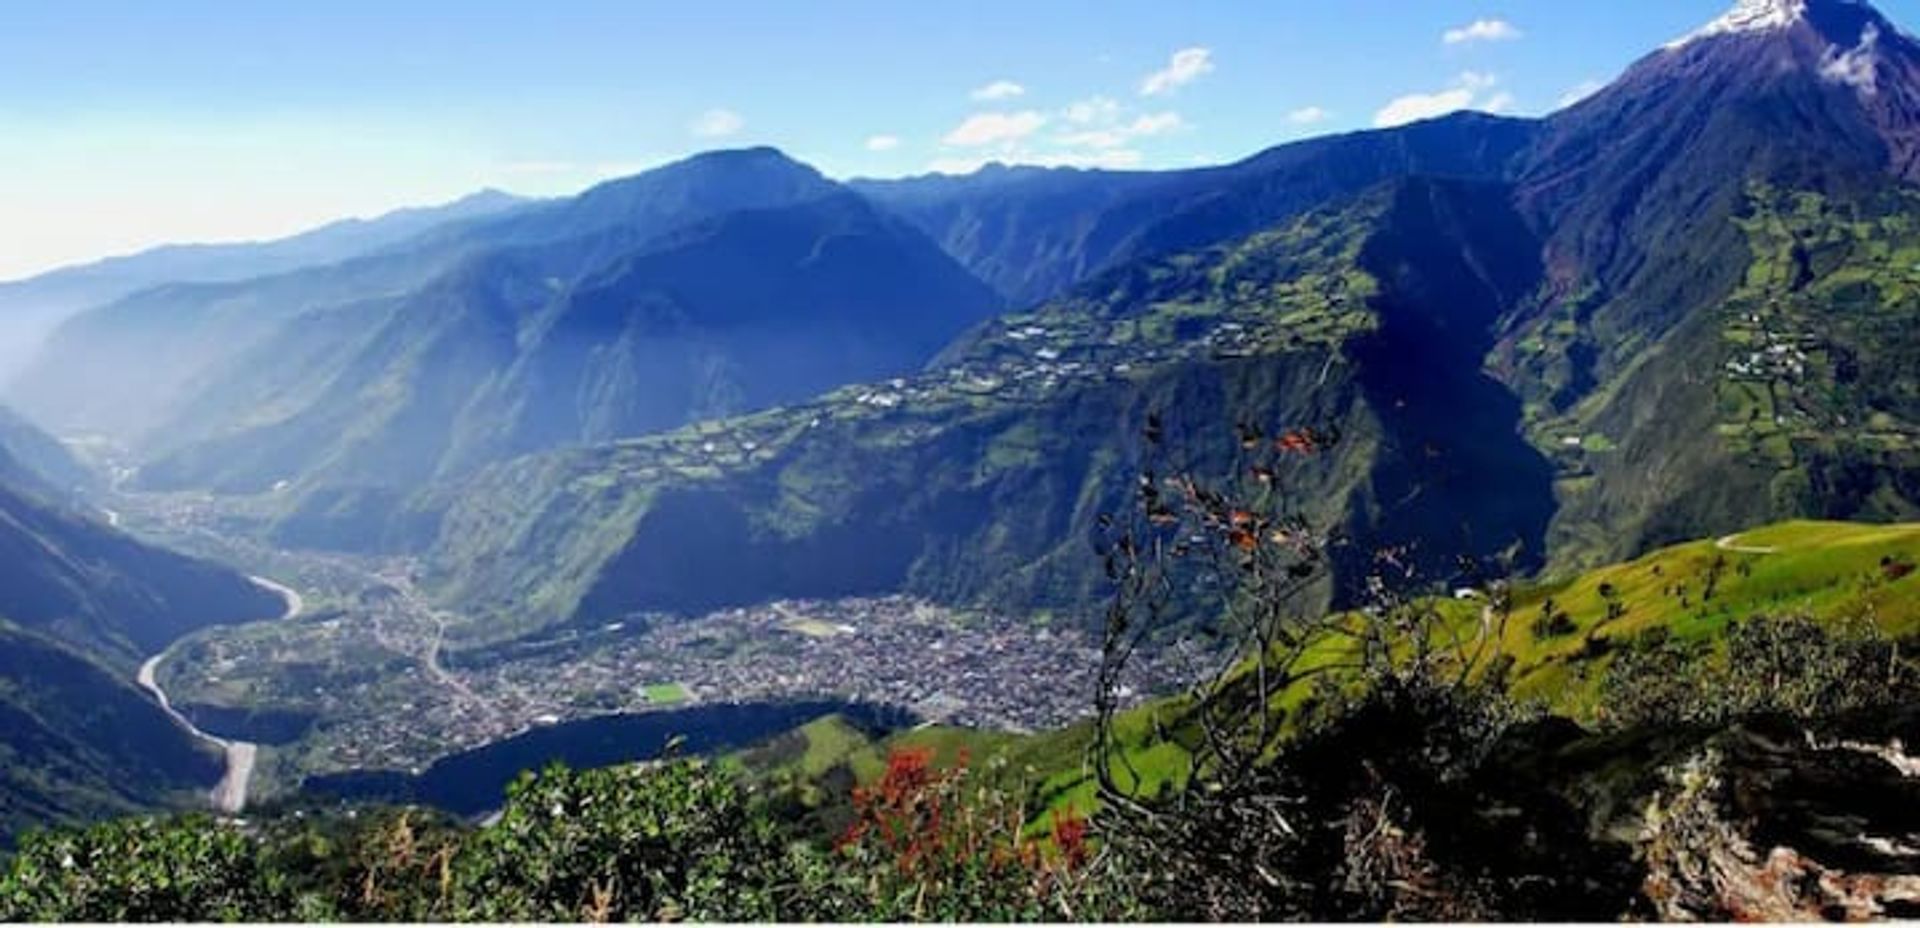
<box><xmin>1640</xmin><ymin>717</ymin><xmax>1920</xmax><ymax>921</ymax></box>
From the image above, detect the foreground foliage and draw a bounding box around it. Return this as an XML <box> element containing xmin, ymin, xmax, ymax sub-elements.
<box><xmin>0</xmin><ymin>751</ymin><xmax>1138</xmax><ymax>923</ymax></box>
<box><xmin>7</xmin><ymin>418</ymin><xmax>1919</xmax><ymax>922</ymax></box>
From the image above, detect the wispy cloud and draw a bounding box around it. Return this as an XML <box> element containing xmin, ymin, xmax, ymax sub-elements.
<box><xmin>1058</xmin><ymin>111</ymin><xmax>1185</xmax><ymax>149</ymax></box>
<box><xmin>865</xmin><ymin>134</ymin><xmax>902</xmax><ymax>152</ymax></box>
<box><xmin>690</xmin><ymin>108</ymin><xmax>745</xmax><ymax>138</ymax></box>
<box><xmin>1140</xmin><ymin>47</ymin><xmax>1214</xmax><ymax>96</ymax></box>
<box><xmin>1288</xmin><ymin>106</ymin><xmax>1331</xmax><ymax>125</ymax></box>
<box><xmin>1374</xmin><ymin>72</ymin><xmax>1510</xmax><ymax>128</ymax></box>
<box><xmin>1064</xmin><ymin>96</ymin><xmax>1123</xmax><ymax>125</ymax></box>
<box><xmin>927</xmin><ymin>148</ymin><xmax>1143</xmax><ymax>175</ymax></box>
<box><xmin>970</xmin><ymin>80</ymin><xmax>1027</xmax><ymax>102</ymax></box>
<box><xmin>942</xmin><ymin>111</ymin><xmax>1048</xmax><ymax>147</ymax></box>
<box><xmin>1443</xmin><ymin>18</ymin><xmax>1523</xmax><ymax>45</ymax></box>
<box><xmin>1556</xmin><ymin>78</ymin><xmax>1607</xmax><ymax>109</ymax></box>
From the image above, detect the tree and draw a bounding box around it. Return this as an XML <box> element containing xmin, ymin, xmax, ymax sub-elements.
<box><xmin>1087</xmin><ymin>416</ymin><xmax>1540</xmax><ymax>920</ymax></box>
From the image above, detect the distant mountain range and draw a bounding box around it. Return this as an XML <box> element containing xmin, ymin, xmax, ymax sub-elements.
<box><xmin>10</xmin><ymin>150</ymin><xmax>999</xmax><ymax>548</ymax></box>
<box><xmin>7</xmin><ymin>0</ymin><xmax>1920</xmax><ymax>646</ymax></box>
<box><xmin>402</xmin><ymin>0</ymin><xmax>1920</xmax><ymax>636</ymax></box>
<box><xmin>0</xmin><ymin>190</ymin><xmax>526</xmax><ymax>378</ymax></box>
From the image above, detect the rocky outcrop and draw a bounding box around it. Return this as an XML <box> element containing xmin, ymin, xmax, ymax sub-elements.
<box><xmin>1640</xmin><ymin>717</ymin><xmax>1920</xmax><ymax>921</ymax></box>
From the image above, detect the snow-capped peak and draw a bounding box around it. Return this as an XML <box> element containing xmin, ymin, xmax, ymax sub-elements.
<box><xmin>1664</xmin><ymin>0</ymin><xmax>1871</xmax><ymax>50</ymax></box>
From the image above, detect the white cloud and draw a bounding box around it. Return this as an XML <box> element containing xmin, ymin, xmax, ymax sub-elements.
<box><xmin>1064</xmin><ymin>95</ymin><xmax>1123</xmax><ymax>125</ymax></box>
<box><xmin>1288</xmin><ymin>106</ymin><xmax>1331</xmax><ymax>125</ymax></box>
<box><xmin>1140</xmin><ymin>47</ymin><xmax>1214</xmax><ymax>96</ymax></box>
<box><xmin>926</xmin><ymin>148</ymin><xmax>1144</xmax><ymax>175</ymax></box>
<box><xmin>690</xmin><ymin>108</ymin><xmax>745</xmax><ymax>138</ymax></box>
<box><xmin>865</xmin><ymin>134</ymin><xmax>902</xmax><ymax>152</ymax></box>
<box><xmin>1373</xmin><ymin>72</ymin><xmax>1512</xmax><ymax>128</ymax></box>
<box><xmin>1443</xmin><ymin>18</ymin><xmax>1523</xmax><ymax>45</ymax></box>
<box><xmin>936</xmin><ymin>95</ymin><xmax>1187</xmax><ymax>175</ymax></box>
<box><xmin>1820</xmin><ymin>23</ymin><xmax>1882</xmax><ymax>96</ymax></box>
<box><xmin>1459</xmin><ymin>70</ymin><xmax>1498</xmax><ymax>91</ymax></box>
<box><xmin>942</xmin><ymin>110</ymin><xmax>1048</xmax><ymax>147</ymax></box>
<box><xmin>1057</xmin><ymin>111</ymin><xmax>1185</xmax><ymax>149</ymax></box>
<box><xmin>1129</xmin><ymin>112</ymin><xmax>1184</xmax><ymax>135</ymax></box>
<box><xmin>1556</xmin><ymin>79</ymin><xmax>1607</xmax><ymax>109</ymax></box>
<box><xmin>1375</xmin><ymin>89</ymin><xmax>1476</xmax><ymax>128</ymax></box>
<box><xmin>970</xmin><ymin>80</ymin><xmax>1027</xmax><ymax>101</ymax></box>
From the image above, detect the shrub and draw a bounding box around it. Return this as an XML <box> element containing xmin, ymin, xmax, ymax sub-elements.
<box><xmin>449</xmin><ymin>760</ymin><xmax>796</xmax><ymax>922</ymax></box>
<box><xmin>1600</xmin><ymin>615</ymin><xmax>1919</xmax><ymax>729</ymax></box>
<box><xmin>0</xmin><ymin>815</ymin><xmax>299</xmax><ymax>922</ymax></box>
<box><xmin>815</xmin><ymin>747</ymin><xmax>1136</xmax><ymax>922</ymax></box>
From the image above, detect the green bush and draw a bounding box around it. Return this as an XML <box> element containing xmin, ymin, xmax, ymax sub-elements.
<box><xmin>0</xmin><ymin>755</ymin><xmax>1135</xmax><ymax>922</ymax></box>
<box><xmin>1600</xmin><ymin>615</ymin><xmax>1918</xmax><ymax>729</ymax></box>
<box><xmin>450</xmin><ymin>760</ymin><xmax>795</xmax><ymax>922</ymax></box>
<box><xmin>0</xmin><ymin>815</ymin><xmax>300</xmax><ymax>922</ymax></box>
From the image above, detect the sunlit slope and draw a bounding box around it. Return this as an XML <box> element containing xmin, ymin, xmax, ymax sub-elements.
<box><xmin>1494</xmin><ymin>519</ymin><xmax>1920</xmax><ymax>710</ymax></box>
<box><xmin>747</xmin><ymin>520</ymin><xmax>1920</xmax><ymax>819</ymax></box>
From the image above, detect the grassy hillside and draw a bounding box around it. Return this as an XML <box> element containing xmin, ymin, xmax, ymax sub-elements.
<box><xmin>1494</xmin><ymin>520</ymin><xmax>1920</xmax><ymax>713</ymax></box>
<box><xmin>1522</xmin><ymin>185</ymin><xmax>1920</xmax><ymax>571</ymax></box>
<box><xmin>747</xmin><ymin>520</ymin><xmax>1920</xmax><ymax>824</ymax></box>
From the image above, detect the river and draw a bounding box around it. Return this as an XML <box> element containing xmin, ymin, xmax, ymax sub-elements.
<box><xmin>133</xmin><ymin>575</ymin><xmax>303</xmax><ymax>815</ymax></box>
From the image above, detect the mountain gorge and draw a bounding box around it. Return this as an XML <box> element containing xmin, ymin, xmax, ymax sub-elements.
<box><xmin>139</xmin><ymin>191</ymin><xmax>999</xmax><ymax>548</ymax></box>
<box><xmin>390</xmin><ymin>0</ymin><xmax>1920</xmax><ymax>632</ymax></box>
<box><xmin>12</xmin><ymin>151</ymin><xmax>999</xmax><ymax>549</ymax></box>
<box><xmin>414</xmin><ymin>176</ymin><xmax>1555</xmax><ymax>640</ymax></box>
<box><xmin>8</xmin><ymin>0</ymin><xmax>1920</xmax><ymax>662</ymax></box>
<box><xmin>0</xmin><ymin>413</ymin><xmax>285</xmax><ymax>844</ymax></box>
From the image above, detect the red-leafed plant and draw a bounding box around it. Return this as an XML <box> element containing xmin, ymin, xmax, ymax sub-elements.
<box><xmin>827</xmin><ymin>748</ymin><xmax>1130</xmax><ymax>921</ymax></box>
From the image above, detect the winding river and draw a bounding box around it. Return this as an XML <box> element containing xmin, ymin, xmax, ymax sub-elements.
<box><xmin>134</xmin><ymin>575</ymin><xmax>303</xmax><ymax>815</ymax></box>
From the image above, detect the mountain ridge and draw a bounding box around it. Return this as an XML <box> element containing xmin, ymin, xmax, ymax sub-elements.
<box><xmin>392</xmin><ymin>0</ymin><xmax>1920</xmax><ymax>631</ymax></box>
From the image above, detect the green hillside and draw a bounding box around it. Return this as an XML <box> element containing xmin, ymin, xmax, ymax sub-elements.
<box><xmin>0</xmin><ymin>623</ymin><xmax>224</xmax><ymax>848</ymax></box>
<box><xmin>418</xmin><ymin>177</ymin><xmax>1556</xmax><ymax>643</ymax></box>
<box><xmin>1533</xmin><ymin>186</ymin><xmax>1920</xmax><ymax>571</ymax></box>
<box><xmin>745</xmin><ymin>520</ymin><xmax>1920</xmax><ymax>823</ymax></box>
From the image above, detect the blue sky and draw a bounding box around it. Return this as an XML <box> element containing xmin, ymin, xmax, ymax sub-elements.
<box><xmin>3</xmin><ymin>0</ymin><xmax>1917</xmax><ymax>280</ymax></box>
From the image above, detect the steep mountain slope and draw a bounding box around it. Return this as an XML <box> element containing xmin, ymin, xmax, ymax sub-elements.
<box><xmin>0</xmin><ymin>624</ymin><xmax>224</xmax><ymax>848</ymax></box>
<box><xmin>0</xmin><ymin>438</ymin><xmax>286</xmax><ymax>844</ymax></box>
<box><xmin>127</xmin><ymin>191</ymin><xmax>998</xmax><ymax>548</ymax></box>
<box><xmin>848</xmin><ymin>164</ymin><xmax>1173</xmax><ymax>304</ymax></box>
<box><xmin>854</xmin><ymin>112</ymin><xmax>1538</xmax><ymax>305</ymax></box>
<box><xmin>412</xmin><ymin>178</ymin><xmax>1552</xmax><ymax>642</ymax></box>
<box><xmin>0</xmin><ymin>190</ymin><xmax>524</xmax><ymax>380</ymax></box>
<box><xmin>1496</xmin><ymin>0</ymin><xmax>1920</xmax><ymax>567</ymax></box>
<box><xmin>9</xmin><ymin>149</ymin><xmax>843</xmax><ymax>444</ymax></box>
<box><xmin>0</xmin><ymin>406</ymin><xmax>90</xmax><ymax>494</ymax></box>
<box><xmin>403</xmin><ymin>0</ymin><xmax>1920</xmax><ymax>638</ymax></box>
<box><xmin>0</xmin><ymin>475</ymin><xmax>282</xmax><ymax>665</ymax></box>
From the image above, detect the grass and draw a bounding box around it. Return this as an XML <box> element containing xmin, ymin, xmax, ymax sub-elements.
<box><xmin>643</xmin><ymin>682</ymin><xmax>689</xmax><ymax>705</ymax></box>
<box><xmin>1486</xmin><ymin>520</ymin><xmax>1920</xmax><ymax>717</ymax></box>
<box><xmin>753</xmin><ymin>519</ymin><xmax>1920</xmax><ymax>828</ymax></box>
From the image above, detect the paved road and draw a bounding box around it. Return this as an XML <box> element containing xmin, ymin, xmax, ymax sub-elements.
<box><xmin>133</xmin><ymin>575</ymin><xmax>303</xmax><ymax>815</ymax></box>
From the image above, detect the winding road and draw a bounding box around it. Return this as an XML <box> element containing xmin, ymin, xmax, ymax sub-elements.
<box><xmin>134</xmin><ymin>575</ymin><xmax>303</xmax><ymax>815</ymax></box>
<box><xmin>1716</xmin><ymin>532</ymin><xmax>1782</xmax><ymax>555</ymax></box>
